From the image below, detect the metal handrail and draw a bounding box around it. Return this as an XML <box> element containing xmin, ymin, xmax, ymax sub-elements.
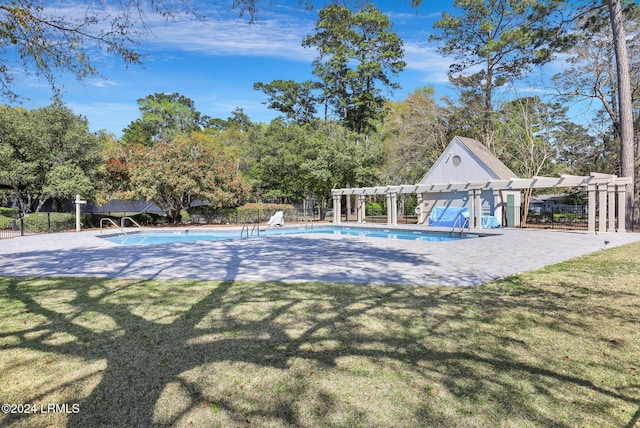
<box><xmin>120</xmin><ymin>216</ymin><xmax>149</xmax><ymax>241</ymax></box>
<box><xmin>450</xmin><ymin>215</ymin><xmax>467</xmax><ymax>237</ymax></box>
<box><xmin>121</xmin><ymin>216</ymin><xmax>143</xmax><ymax>229</ymax></box>
<box><xmin>304</xmin><ymin>217</ymin><xmax>314</xmax><ymax>231</ymax></box>
<box><xmin>241</xmin><ymin>222</ymin><xmax>260</xmax><ymax>239</ymax></box>
<box><xmin>100</xmin><ymin>218</ymin><xmax>125</xmax><ymax>234</ymax></box>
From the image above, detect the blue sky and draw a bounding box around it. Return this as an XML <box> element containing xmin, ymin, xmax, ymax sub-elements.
<box><xmin>12</xmin><ymin>1</ymin><xmax>560</xmax><ymax>136</ymax></box>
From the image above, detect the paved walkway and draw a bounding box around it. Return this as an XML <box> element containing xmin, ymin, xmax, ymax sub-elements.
<box><xmin>1</xmin><ymin>225</ymin><xmax>639</xmax><ymax>286</ymax></box>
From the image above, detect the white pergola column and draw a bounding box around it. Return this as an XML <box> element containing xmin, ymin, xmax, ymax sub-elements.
<box><xmin>617</xmin><ymin>184</ymin><xmax>627</xmax><ymax>232</ymax></box>
<box><xmin>356</xmin><ymin>195</ymin><xmax>366</xmax><ymax>223</ymax></box>
<box><xmin>417</xmin><ymin>193</ymin><xmax>427</xmax><ymax>224</ymax></box>
<box><xmin>588</xmin><ymin>184</ymin><xmax>596</xmax><ymax>234</ymax></box>
<box><xmin>468</xmin><ymin>190</ymin><xmax>475</xmax><ymax>229</ymax></box>
<box><xmin>474</xmin><ymin>190</ymin><xmax>483</xmax><ymax>229</ymax></box>
<box><xmin>332</xmin><ymin>195</ymin><xmax>342</xmax><ymax>224</ymax></box>
<box><xmin>598</xmin><ymin>183</ymin><xmax>607</xmax><ymax>233</ymax></box>
<box><xmin>493</xmin><ymin>190</ymin><xmax>502</xmax><ymax>223</ymax></box>
<box><xmin>392</xmin><ymin>193</ymin><xmax>398</xmax><ymax>225</ymax></box>
<box><xmin>608</xmin><ymin>183</ymin><xmax>616</xmax><ymax>232</ymax></box>
<box><xmin>386</xmin><ymin>193</ymin><xmax>397</xmax><ymax>226</ymax></box>
<box><xmin>331</xmin><ymin>172</ymin><xmax>628</xmax><ymax>233</ymax></box>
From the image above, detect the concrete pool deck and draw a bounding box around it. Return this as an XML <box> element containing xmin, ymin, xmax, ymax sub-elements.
<box><xmin>1</xmin><ymin>225</ymin><xmax>640</xmax><ymax>286</ymax></box>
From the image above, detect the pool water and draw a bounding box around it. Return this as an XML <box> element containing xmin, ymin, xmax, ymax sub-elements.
<box><xmin>101</xmin><ymin>226</ymin><xmax>477</xmax><ymax>246</ymax></box>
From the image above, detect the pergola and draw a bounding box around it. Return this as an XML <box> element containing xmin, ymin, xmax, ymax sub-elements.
<box><xmin>331</xmin><ymin>173</ymin><xmax>630</xmax><ymax>234</ymax></box>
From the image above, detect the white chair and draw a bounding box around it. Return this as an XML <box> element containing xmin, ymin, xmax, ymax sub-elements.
<box><xmin>267</xmin><ymin>211</ymin><xmax>284</xmax><ymax>227</ymax></box>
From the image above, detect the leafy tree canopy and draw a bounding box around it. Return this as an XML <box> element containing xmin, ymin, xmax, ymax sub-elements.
<box><xmin>253</xmin><ymin>80</ymin><xmax>320</xmax><ymax>124</ymax></box>
<box><xmin>245</xmin><ymin>119</ymin><xmax>382</xmax><ymax>206</ymax></box>
<box><xmin>381</xmin><ymin>86</ymin><xmax>449</xmax><ymax>184</ymax></box>
<box><xmin>102</xmin><ymin>132</ymin><xmax>249</xmax><ymax>222</ymax></box>
<box><xmin>122</xmin><ymin>93</ymin><xmax>207</xmax><ymax>145</ymax></box>
<box><xmin>303</xmin><ymin>3</ymin><xmax>406</xmax><ymax>135</ymax></box>
<box><xmin>0</xmin><ymin>102</ymin><xmax>103</xmax><ymax>212</ymax></box>
<box><xmin>431</xmin><ymin>0</ymin><xmax>561</xmax><ymax>148</ymax></box>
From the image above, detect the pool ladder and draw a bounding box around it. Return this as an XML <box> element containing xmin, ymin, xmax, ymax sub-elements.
<box><xmin>304</xmin><ymin>217</ymin><xmax>314</xmax><ymax>231</ymax></box>
<box><xmin>450</xmin><ymin>215</ymin><xmax>467</xmax><ymax>237</ymax></box>
<box><xmin>100</xmin><ymin>217</ymin><xmax>124</xmax><ymax>234</ymax></box>
<box><xmin>100</xmin><ymin>217</ymin><xmax>149</xmax><ymax>243</ymax></box>
<box><xmin>240</xmin><ymin>222</ymin><xmax>260</xmax><ymax>239</ymax></box>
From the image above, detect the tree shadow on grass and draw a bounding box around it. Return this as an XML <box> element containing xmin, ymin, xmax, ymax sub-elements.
<box><xmin>1</xmin><ymin>267</ymin><xmax>639</xmax><ymax>427</ymax></box>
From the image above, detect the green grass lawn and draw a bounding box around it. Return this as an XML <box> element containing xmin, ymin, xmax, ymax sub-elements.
<box><xmin>1</xmin><ymin>242</ymin><xmax>639</xmax><ymax>427</ymax></box>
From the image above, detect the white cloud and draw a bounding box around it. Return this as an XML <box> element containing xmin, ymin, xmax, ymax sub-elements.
<box><xmin>41</xmin><ymin>2</ymin><xmax>316</xmax><ymax>62</ymax></box>
<box><xmin>86</xmin><ymin>78</ymin><xmax>119</xmax><ymax>88</ymax></box>
<box><xmin>403</xmin><ymin>43</ymin><xmax>450</xmax><ymax>83</ymax></box>
<box><xmin>142</xmin><ymin>12</ymin><xmax>316</xmax><ymax>62</ymax></box>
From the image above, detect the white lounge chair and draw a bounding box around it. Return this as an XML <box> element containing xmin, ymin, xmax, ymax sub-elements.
<box><xmin>267</xmin><ymin>211</ymin><xmax>285</xmax><ymax>227</ymax></box>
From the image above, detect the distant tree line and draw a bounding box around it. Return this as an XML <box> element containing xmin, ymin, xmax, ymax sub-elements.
<box><xmin>0</xmin><ymin>1</ymin><xmax>638</xmax><ymax>224</ymax></box>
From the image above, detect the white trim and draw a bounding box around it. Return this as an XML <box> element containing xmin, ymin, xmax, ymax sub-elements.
<box><xmin>331</xmin><ymin>173</ymin><xmax>630</xmax><ymax>233</ymax></box>
<box><xmin>331</xmin><ymin>175</ymin><xmax>631</xmax><ymax>196</ymax></box>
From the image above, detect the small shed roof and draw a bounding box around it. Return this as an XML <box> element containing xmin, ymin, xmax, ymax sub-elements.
<box><xmin>87</xmin><ymin>200</ymin><xmax>164</xmax><ymax>215</ymax></box>
<box><xmin>419</xmin><ymin>136</ymin><xmax>518</xmax><ymax>184</ymax></box>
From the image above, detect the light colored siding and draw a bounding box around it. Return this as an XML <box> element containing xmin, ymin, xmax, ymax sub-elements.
<box><xmin>422</xmin><ymin>142</ymin><xmax>497</xmax><ymax>183</ymax></box>
<box><xmin>416</xmin><ymin>136</ymin><xmax>521</xmax><ymax>227</ymax></box>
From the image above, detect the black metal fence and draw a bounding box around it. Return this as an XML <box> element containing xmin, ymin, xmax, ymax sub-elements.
<box><xmin>0</xmin><ymin>212</ymin><xmax>77</xmax><ymax>239</ymax></box>
<box><xmin>186</xmin><ymin>206</ymin><xmax>307</xmax><ymax>225</ymax></box>
<box><xmin>3</xmin><ymin>203</ymin><xmax>639</xmax><ymax>240</ymax></box>
<box><xmin>0</xmin><ymin>214</ymin><xmax>21</xmax><ymax>239</ymax></box>
<box><xmin>523</xmin><ymin>207</ymin><xmax>590</xmax><ymax>231</ymax></box>
<box><xmin>1</xmin><ymin>207</ymin><xmax>323</xmax><ymax>239</ymax></box>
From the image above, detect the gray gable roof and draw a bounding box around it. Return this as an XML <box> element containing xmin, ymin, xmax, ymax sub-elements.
<box><xmin>454</xmin><ymin>136</ymin><xmax>517</xmax><ymax>179</ymax></box>
<box><xmin>87</xmin><ymin>200</ymin><xmax>164</xmax><ymax>215</ymax></box>
<box><xmin>418</xmin><ymin>136</ymin><xmax>518</xmax><ymax>184</ymax></box>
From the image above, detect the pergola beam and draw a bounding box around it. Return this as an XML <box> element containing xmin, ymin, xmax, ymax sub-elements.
<box><xmin>330</xmin><ymin>175</ymin><xmax>625</xmax><ymax>197</ymax></box>
<box><xmin>331</xmin><ymin>173</ymin><xmax>630</xmax><ymax>234</ymax></box>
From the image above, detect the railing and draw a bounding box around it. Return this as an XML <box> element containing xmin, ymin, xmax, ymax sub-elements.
<box><xmin>364</xmin><ymin>214</ymin><xmax>419</xmax><ymax>224</ymax></box>
<box><xmin>524</xmin><ymin>209</ymin><xmax>589</xmax><ymax>231</ymax></box>
<box><xmin>304</xmin><ymin>216</ymin><xmax>314</xmax><ymax>231</ymax></box>
<box><xmin>120</xmin><ymin>216</ymin><xmax>149</xmax><ymax>243</ymax></box>
<box><xmin>100</xmin><ymin>217</ymin><xmax>124</xmax><ymax>234</ymax></box>
<box><xmin>121</xmin><ymin>216</ymin><xmax>143</xmax><ymax>229</ymax></box>
<box><xmin>450</xmin><ymin>215</ymin><xmax>467</xmax><ymax>237</ymax></box>
<box><xmin>0</xmin><ymin>215</ymin><xmax>21</xmax><ymax>239</ymax></box>
<box><xmin>240</xmin><ymin>222</ymin><xmax>260</xmax><ymax>239</ymax></box>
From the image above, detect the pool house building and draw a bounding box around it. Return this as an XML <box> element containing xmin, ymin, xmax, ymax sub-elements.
<box><xmin>331</xmin><ymin>136</ymin><xmax>630</xmax><ymax>234</ymax></box>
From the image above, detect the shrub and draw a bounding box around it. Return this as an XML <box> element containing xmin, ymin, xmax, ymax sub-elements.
<box><xmin>366</xmin><ymin>202</ymin><xmax>383</xmax><ymax>216</ymax></box>
<box><xmin>23</xmin><ymin>212</ymin><xmax>74</xmax><ymax>233</ymax></box>
<box><xmin>0</xmin><ymin>207</ymin><xmax>19</xmax><ymax>217</ymax></box>
<box><xmin>129</xmin><ymin>213</ymin><xmax>165</xmax><ymax>226</ymax></box>
<box><xmin>237</xmin><ymin>203</ymin><xmax>296</xmax><ymax>224</ymax></box>
<box><xmin>188</xmin><ymin>203</ymin><xmax>296</xmax><ymax>225</ymax></box>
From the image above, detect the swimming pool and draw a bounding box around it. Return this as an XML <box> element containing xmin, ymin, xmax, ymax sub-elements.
<box><xmin>101</xmin><ymin>225</ymin><xmax>479</xmax><ymax>246</ymax></box>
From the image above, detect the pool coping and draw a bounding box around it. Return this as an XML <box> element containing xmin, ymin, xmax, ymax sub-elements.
<box><xmin>96</xmin><ymin>223</ymin><xmax>501</xmax><ymax>242</ymax></box>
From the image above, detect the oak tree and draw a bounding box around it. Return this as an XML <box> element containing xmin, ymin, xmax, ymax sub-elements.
<box><xmin>103</xmin><ymin>133</ymin><xmax>249</xmax><ymax>222</ymax></box>
<box><xmin>0</xmin><ymin>102</ymin><xmax>103</xmax><ymax>212</ymax></box>
<box><xmin>381</xmin><ymin>86</ymin><xmax>449</xmax><ymax>184</ymax></box>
